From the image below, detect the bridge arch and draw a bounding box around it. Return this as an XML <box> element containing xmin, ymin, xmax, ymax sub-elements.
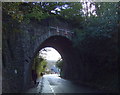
<box><xmin>2</xmin><ymin>18</ymin><xmax>85</xmax><ymax>92</ymax></box>
<box><xmin>24</xmin><ymin>35</ymin><xmax>82</xmax><ymax>89</ymax></box>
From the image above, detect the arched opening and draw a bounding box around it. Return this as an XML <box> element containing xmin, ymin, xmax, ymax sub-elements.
<box><xmin>31</xmin><ymin>47</ymin><xmax>63</xmax><ymax>85</ymax></box>
<box><xmin>26</xmin><ymin>35</ymin><xmax>81</xmax><ymax>89</ymax></box>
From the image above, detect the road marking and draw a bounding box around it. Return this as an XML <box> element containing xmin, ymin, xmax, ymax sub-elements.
<box><xmin>49</xmin><ymin>85</ymin><xmax>56</xmax><ymax>95</ymax></box>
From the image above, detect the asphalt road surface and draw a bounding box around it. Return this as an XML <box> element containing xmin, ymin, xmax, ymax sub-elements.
<box><xmin>40</xmin><ymin>74</ymin><xmax>103</xmax><ymax>94</ymax></box>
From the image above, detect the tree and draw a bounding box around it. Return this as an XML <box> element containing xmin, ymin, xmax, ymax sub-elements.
<box><xmin>56</xmin><ymin>58</ymin><xmax>63</xmax><ymax>70</ymax></box>
<box><xmin>2</xmin><ymin>2</ymin><xmax>83</xmax><ymax>23</ymax></box>
<box><xmin>33</xmin><ymin>53</ymin><xmax>47</xmax><ymax>77</ymax></box>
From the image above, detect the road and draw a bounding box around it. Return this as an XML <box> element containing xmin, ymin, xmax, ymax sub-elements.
<box><xmin>27</xmin><ymin>74</ymin><xmax>103</xmax><ymax>93</ymax></box>
<box><xmin>28</xmin><ymin>74</ymin><xmax>102</xmax><ymax>95</ymax></box>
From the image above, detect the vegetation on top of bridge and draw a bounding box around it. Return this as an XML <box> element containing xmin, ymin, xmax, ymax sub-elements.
<box><xmin>2</xmin><ymin>2</ymin><xmax>82</xmax><ymax>24</ymax></box>
<box><xmin>2</xmin><ymin>2</ymin><xmax>119</xmax><ymax>31</ymax></box>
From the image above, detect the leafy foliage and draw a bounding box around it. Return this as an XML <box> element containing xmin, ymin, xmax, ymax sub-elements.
<box><xmin>33</xmin><ymin>54</ymin><xmax>47</xmax><ymax>77</ymax></box>
<box><xmin>73</xmin><ymin>2</ymin><xmax>118</xmax><ymax>54</ymax></box>
<box><xmin>3</xmin><ymin>2</ymin><xmax>49</xmax><ymax>22</ymax></box>
<box><xmin>2</xmin><ymin>2</ymin><xmax>83</xmax><ymax>24</ymax></box>
<box><xmin>56</xmin><ymin>58</ymin><xmax>63</xmax><ymax>70</ymax></box>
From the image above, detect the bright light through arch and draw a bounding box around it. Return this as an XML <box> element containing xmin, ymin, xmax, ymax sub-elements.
<box><xmin>39</xmin><ymin>47</ymin><xmax>61</xmax><ymax>61</ymax></box>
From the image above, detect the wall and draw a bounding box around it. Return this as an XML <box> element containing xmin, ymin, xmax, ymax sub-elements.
<box><xmin>2</xmin><ymin>17</ymin><xmax>74</xmax><ymax>93</ymax></box>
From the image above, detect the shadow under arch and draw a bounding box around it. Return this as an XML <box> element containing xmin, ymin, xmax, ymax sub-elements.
<box><xmin>33</xmin><ymin>35</ymin><xmax>73</xmax><ymax>62</ymax></box>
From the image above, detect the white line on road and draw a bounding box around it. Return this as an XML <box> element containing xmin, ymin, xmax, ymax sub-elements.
<box><xmin>49</xmin><ymin>85</ymin><xmax>56</xmax><ymax>95</ymax></box>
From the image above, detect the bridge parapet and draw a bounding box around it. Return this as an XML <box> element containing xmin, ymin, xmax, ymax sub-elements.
<box><xmin>49</xmin><ymin>26</ymin><xmax>74</xmax><ymax>39</ymax></box>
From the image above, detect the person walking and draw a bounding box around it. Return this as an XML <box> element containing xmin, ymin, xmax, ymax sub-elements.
<box><xmin>32</xmin><ymin>70</ymin><xmax>37</xmax><ymax>85</ymax></box>
<box><xmin>40</xmin><ymin>72</ymin><xmax>43</xmax><ymax>76</ymax></box>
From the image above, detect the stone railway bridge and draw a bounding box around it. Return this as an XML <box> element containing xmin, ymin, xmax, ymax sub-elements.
<box><xmin>2</xmin><ymin>17</ymin><xmax>118</xmax><ymax>93</ymax></box>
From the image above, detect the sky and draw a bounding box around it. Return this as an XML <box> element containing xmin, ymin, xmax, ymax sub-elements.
<box><xmin>39</xmin><ymin>47</ymin><xmax>61</xmax><ymax>61</ymax></box>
